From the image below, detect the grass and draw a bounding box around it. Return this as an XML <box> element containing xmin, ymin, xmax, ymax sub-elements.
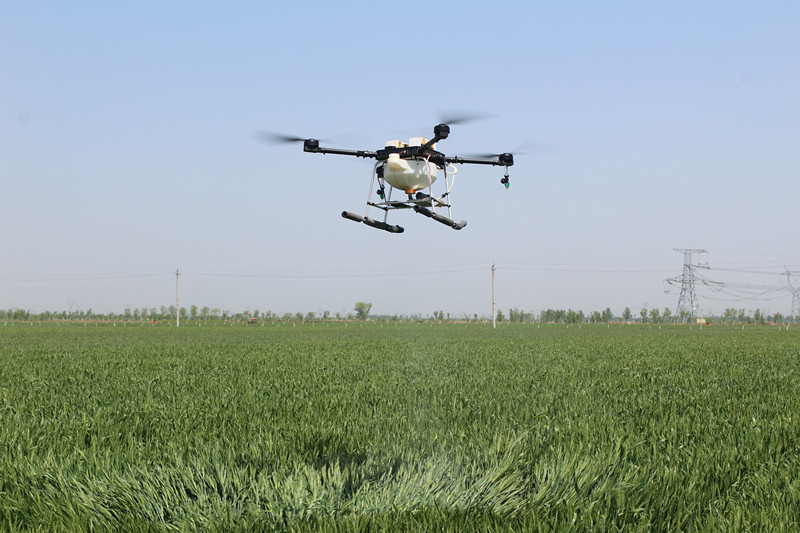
<box><xmin>1</xmin><ymin>322</ymin><xmax>799</xmax><ymax>531</ymax></box>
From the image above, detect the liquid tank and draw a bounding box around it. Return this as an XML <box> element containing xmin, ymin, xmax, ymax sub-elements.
<box><xmin>382</xmin><ymin>152</ymin><xmax>438</xmax><ymax>193</ymax></box>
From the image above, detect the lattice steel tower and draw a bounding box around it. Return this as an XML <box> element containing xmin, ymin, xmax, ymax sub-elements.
<box><xmin>671</xmin><ymin>248</ymin><xmax>708</xmax><ymax>321</ymax></box>
<box><xmin>786</xmin><ymin>268</ymin><xmax>800</xmax><ymax>322</ymax></box>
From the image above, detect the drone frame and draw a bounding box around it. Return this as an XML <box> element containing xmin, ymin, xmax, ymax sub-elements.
<box><xmin>301</xmin><ymin>123</ymin><xmax>514</xmax><ymax>233</ymax></box>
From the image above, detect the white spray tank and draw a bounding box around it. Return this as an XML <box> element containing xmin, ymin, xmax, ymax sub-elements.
<box><xmin>381</xmin><ymin>137</ymin><xmax>438</xmax><ymax>193</ymax></box>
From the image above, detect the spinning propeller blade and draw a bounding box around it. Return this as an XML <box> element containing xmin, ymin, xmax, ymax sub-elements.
<box><xmin>461</xmin><ymin>142</ymin><xmax>558</xmax><ymax>158</ymax></box>
<box><xmin>252</xmin><ymin>131</ymin><xmax>325</xmax><ymax>144</ymax></box>
<box><xmin>437</xmin><ymin>110</ymin><xmax>495</xmax><ymax>126</ymax></box>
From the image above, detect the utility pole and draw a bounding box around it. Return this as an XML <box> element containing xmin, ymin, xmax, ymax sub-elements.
<box><xmin>786</xmin><ymin>267</ymin><xmax>800</xmax><ymax>322</ymax></box>
<box><xmin>666</xmin><ymin>249</ymin><xmax>707</xmax><ymax>321</ymax></box>
<box><xmin>176</xmin><ymin>268</ymin><xmax>181</xmax><ymax>328</ymax></box>
<box><xmin>491</xmin><ymin>263</ymin><xmax>496</xmax><ymax>329</ymax></box>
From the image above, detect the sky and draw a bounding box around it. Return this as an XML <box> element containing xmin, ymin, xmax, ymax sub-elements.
<box><xmin>1</xmin><ymin>1</ymin><xmax>799</xmax><ymax>319</ymax></box>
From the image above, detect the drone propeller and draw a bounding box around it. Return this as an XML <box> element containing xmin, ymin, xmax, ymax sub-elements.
<box><xmin>437</xmin><ymin>110</ymin><xmax>495</xmax><ymax>126</ymax></box>
<box><xmin>252</xmin><ymin>131</ymin><xmax>326</xmax><ymax>145</ymax></box>
<box><xmin>461</xmin><ymin>142</ymin><xmax>558</xmax><ymax>158</ymax></box>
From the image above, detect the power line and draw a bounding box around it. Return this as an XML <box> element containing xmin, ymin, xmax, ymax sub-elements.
<box><xmin>708</xmin><ymin>266</ymin><xmax>800</xmax><ymax>276</ymax></box>
<box><xmin>501</xmin><ymin>266</ymin><xmax>673</xmax><ymax>273</ymax></box>
<box><xmin>5</xmin><ymin>261</ymin><xmax>797</xmax><ymax>282</ymax></box>
<box><xmin>0</xmin><ymin>270</ymin><xmax>171</xmax><ymax>282</ymax></box>
<box><xmin>4</xmin><ymin>260</ymin><xmax>798</xmax><ymax>318</ymax></box>
<box><xmin>701</xmin><ymin>293</ymin><xmax>789</xmax><ymax>303</ymax></box>
<box><xmin>190</xmin><ymin>266</ymin><xmax>486</xmax><ymax>279</ymax></box>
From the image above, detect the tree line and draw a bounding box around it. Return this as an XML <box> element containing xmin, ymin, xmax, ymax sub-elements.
<box><xmin>498</xmin><ymin>306</ymin><xmax>792</xmax><ymax>324</ymax></box>
<box><xmin>1</xmin><ymin>306</ymin><xmax>357</xmax><ymax>323</ymax></box>
<box><xmin>2</xmin><ymin>304</ymin><xmax>794</xmax><ymax>324</ymax></box>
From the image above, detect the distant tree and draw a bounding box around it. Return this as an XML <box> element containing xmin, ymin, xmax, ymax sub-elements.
<box><xmin>295</xmin><ymin>312</ymin><xmax>304</xmax><ymax>321</ymax></box>
<box><xmin>753</xmin><ymin>309</ymin><xmax>763</xmax><ymax>324</ymax></box>
<box><xmin>640</xmin><ymin>308</ymin><xmax>648</xmax><ymax>323</ymax></box>
<box><xmin>773</xmin><ymin>312</ymin><xmax>784</xmax><ymax>323</ymax></box>
<box><xmin>509</xmin><ymin>308</ymin><xmax>533</xmax><ymax>322</ymax></box>
<box><xmin>495</xmin><ymin>310</ymin><xmax>505</xmax><ymax>322</ymax></box>
<box><xmin>662</xmin><ymin>307</ymin><xmax>672</xmax><ymax>323</ymax></box>
<box><xmin>622</xmin><ymin>307</ymin><xmax>632</xmax><ymax>322</ymax></box>
<box><xmin>590</xmin><ymin>311</ymin><xmax>601</xmax><ymax>323</ymax></box>
<box><xmin>355</xmin><ymin>302</ymin><xmax>372</xmax><ymax>320</ymax></box>
<box><xmin>723</xmin><ymin>308</ymin><xmax>736</xmax><ymax>323</ymax></box>
<box><xmin>323</xmin><ymin>310</ymin><xmax>330</xmax><ymax>321</ymax></box>
<box><xmin>649</xmin><ymin>308</ymin><xmax>660</xmax><ymax>323</ymax></box>
<box><xmin>306</xmin><ymin>312</ymin><xmax>315</xmax><ymax>321</ymax></box>
<box><xmin>190</xmin><ymin>305</ymin><xmax>198</xmax><ymax>320</ymax></box>
<box><xmin>601</xmin><ymin>307</ymin><xmax>614</xmax><ymax>323</ymax></box>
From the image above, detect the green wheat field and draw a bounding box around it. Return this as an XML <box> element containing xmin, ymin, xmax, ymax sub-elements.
<box><xmin>1</xmin><ymin>322</ymin><xmax>798</xmax><ymax>531</ymax></box>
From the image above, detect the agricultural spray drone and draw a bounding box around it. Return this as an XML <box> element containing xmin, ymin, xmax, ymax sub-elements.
<box><xmin>257</xmin><ymin>119</ymin><xmax>517</xmax><ymax>233</ymax></box>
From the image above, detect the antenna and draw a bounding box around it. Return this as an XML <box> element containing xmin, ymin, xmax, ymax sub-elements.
<box><xmin>665</xmin><ymin>249</ymin><xmax>708</xmax><ymax>321</ymax></box>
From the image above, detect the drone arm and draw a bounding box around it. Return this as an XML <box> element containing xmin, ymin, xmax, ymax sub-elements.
<box><xmin>301</xmin><ymin>140</ymin><xmax>377</xmax><ymax>159</ymax></box>
<box><xmin>445</xmin><ymin>154</ymin><xmax>514</xmax><ymax>167</ymax></box>
<box><xmin>304</xmin><ymin>146</ymin><xmax>378</xmax><ymax>159</ymax></box>
<box><xmin>446</xmin><ymin>154</ymin><xmax>514</xmax><ymax>189</ymax></box>
<box><xmin>420</xmin><ymin>124</ymin><xmax>451</xmax><ymax>151</ymax></box>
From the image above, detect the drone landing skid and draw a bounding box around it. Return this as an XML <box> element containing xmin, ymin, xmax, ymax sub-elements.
<box><xmin>341</xmin><ymin>207</ymin><xmax>465</xmax><ymax>233</ymax></box>
<box><xmin>413</xmin><ymin>206</ymin><xmax>467</xmax><ymax>230</ymax></box>
<box><xmin>341</xmin><ymin>211</ymin><xmax>404</xmax><ymax>234</ymax></box>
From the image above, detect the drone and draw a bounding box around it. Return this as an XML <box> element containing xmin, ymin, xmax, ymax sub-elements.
<box><xmin>258</xmin><ymin>122</ymin><xmax>515</xmax><ymax>234</ymax></box>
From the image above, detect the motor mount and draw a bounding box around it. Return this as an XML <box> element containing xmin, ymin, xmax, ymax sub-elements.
<box><xmin>433</xmin><ymin>123</ymin><xmax>450</xmax><ymax>140</ymax></box>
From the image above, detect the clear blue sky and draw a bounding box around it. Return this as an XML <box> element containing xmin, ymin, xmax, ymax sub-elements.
<box><xmin>2</xmin><ymin>1</ymin><xmax>799</xmax><ymax>318</ymax></box>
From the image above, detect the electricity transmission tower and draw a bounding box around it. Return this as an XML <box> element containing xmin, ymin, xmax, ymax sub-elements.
<box><xmin>786</xmin><ymin>267</ymin><xmax>800</xmax><ymax>322</ymax></box>
<box><xmin>666</xmin><ymin>248</ymin><xmax>708</xmax><ymax>321</ymax></box>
